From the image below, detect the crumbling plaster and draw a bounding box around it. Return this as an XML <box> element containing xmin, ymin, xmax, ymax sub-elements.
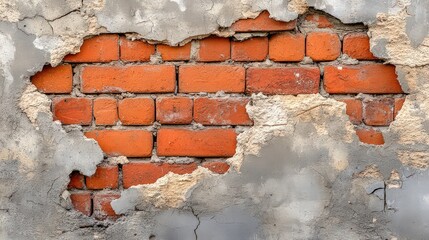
<box><xmin>0</xmin><ymin>0</ymin><xmax>429</xmax><ymax>239</ymax></box>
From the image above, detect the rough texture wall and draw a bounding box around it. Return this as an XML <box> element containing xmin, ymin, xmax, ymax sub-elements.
<box><xmin>0</xmin><ymin>0</ymin><xmax>429</xmax><ymax>239</ymax></box>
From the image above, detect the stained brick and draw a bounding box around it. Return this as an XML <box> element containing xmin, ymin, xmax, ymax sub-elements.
<box><xmin>338</xmin><ymin>99</ymin><xmax>363</xmax><ymax>124</ymax></box>
<box><xmin>86</xmin><ymin>165</ymin><xmax>119</xmax><ymax>190</ymax></box>
<box><xmin>156</xmin><ymin>97</ymin><xmax>193</xmax><ymax>124</ymax></box>
<box><xmin>52</xmin><ymin>98</ymin><xmax>92</xmax><ymax>125</ymax></box>
<box><xmin>356</xmin><ymin>128</ymin><xmax>385</xmax><ymax>145</ymax></box>
<box><xmin>70</xmin><ymin>192</ymin><xmax>92</xmax><ymax>216</ymax></box>
<box><xmin>197</xmin><ymin>37</ymin><xmax>230</xmax><ymax>62</ymax></box>
<box><xmin>231</xmin><ymin>37</ymin><xmax>268</xmax><ymax>61</ymax></box>
<box><xmin>194</xmin><ymin>98</ymin><xmax>252</xmax><ymax>125</ymax></box>
<box><xmin>202</xmin><ymin>161</ymin><xmax>230</xmax><ymax>174</ymax></box>
<box><xmin>93</xmin><ymin>192</ymin><xmax>120</xmax><ymax>220</ymax></box>
<box><xmin>306</xmin><ymin>32</ymin><xmax>341</xmax><ymax>61</ymax></box>
<box><xmin>363</xmin><ymin>98</ymin><xmax>394</xmax><ymax>126</ymax></box>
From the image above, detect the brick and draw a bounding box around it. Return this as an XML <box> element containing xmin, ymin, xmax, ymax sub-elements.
<box><xmin>81</xmin><ymin>65</ymin><xmax>175</xmax><ymax>93</ymax></box>
<box><xmin>70</xmin><ymin>192</ymin><xmax>92</xmax><ymax>216</ymax></box>
<box><xmin>231</xmin><ymin>37</ymin><xmax>268</xmax><ymax>61</ymax></box>
<box><xmin>156</xmin><ymin>97</ymin><xmax>193</xmax><ymax>124</ymax></box>
<box><xmin>338</xmin><ymin>99</ymin><xmax>363</xmax><ymax>124</ymax></box>
<box><xmin>158</xmin><ymin>42</ymin><xmax>191</xmax><ymax>61</ymax></box>
<box><xmin>53</xmin><ymin>98</ymin><xmax>92</xmax><ymax>125</ymax></box>
<box><xmin>306</xmin><ymin>32</ymin><xmax>341</xmax><ymax>61</ymax></box>
<box><xmin>356</xmin><ymin>128</ymin><xmax>385</xmax><ymax>145</ymax></box>
<box><xmin>231</xmin><ymin>11</ymin><xmax>296</xmax><ymax>32</ymax></box>
<box><xmin>64</xmin><ymin>35</ymin><xmax>119</xmax><ymax>63</ymax></box>
<box><xmin>86</xmin><ymin>165</ymin><xmax>119</xmax><ymax>190</ymax></box>
<box><xmin>269</xmin><ymin>33</ymin><xmax>305</xmax><ymax>62</ymax></box>
<box><xmin>122</xmin><ymin>162</ymin><xmax>198</xmax><ymax>188</ymax></box>
<box><xmin>202</xmin><ymin>162</ymin><xmax>230</xmax><ymax>174</ymax></box>
<box><xmin>304</xmin><ymin>14</ymin><xmax>333</xmax><ymax>28</ymax></box>
<box><xmin>93</xmin><ymin>192</ymin><xmax>120</xmax><ymax>220</ymax></box>
<box><xmin>120</xmin><ymin>36</ymin><xmax>155</xmax><ymax>62</ymax></box>
<box><xmin>194</xmin><ymin>98</ymin><xmax>252</xmax><ymax>125</ymax></box>
<box><xmin>246</xmin><ymin>67</ymin><xmax>320</xmax><ymax>95</ymax></box>
<box><xmin>118</xmin><ymin>98</ymin><xmax>155</xmax><ymax>125</ymax></box>
<box><xmin>94</xmin><ymin>98</ymin><xmax>118</xmax><ymax>125</ymax></box>
<box><xmin>394</xmin><ymin>98</ymin><xmax>405</xmax><ymax>119</ymax></box>
<box><xmin>31</xmin><ymin>64</ymin><xmax>73</xmax><ymax>93</ymax></box>
<box><xmin>68</xmin><ymin>171</ymin><xmax>84</xmax><ymax>189</ymax></box>
<box><xmin>85</xmin><ymin>130</ymin><xmax>153</xmax><ymax>157</ymax></box>
<box><xmin>343</xmin><ymin>33</ymin><xmax>376</xmax><ymax>60</ymax></box>
<box><xmin>363</xmin><ymin>98</ymin><xmax>394</xmax><ymax>126</ymax></box>
<box><xmin>197</xmin><ymin>37</ymin><xmax>230</xmax><ymax>62</ymax></box>
<box><xmin>157</xmin><ymin>128</ymin><xmax>237</xmax><ymax>157</ymax></box>
<box><xmin>324</xmin><ymin>64</ymin><xmax>402</xmax><ymax>94</ymax></box>
<box><xmin>179</xmin><ymin>65</ymin><xmax>245</xmax><ymax>93</ymax></box>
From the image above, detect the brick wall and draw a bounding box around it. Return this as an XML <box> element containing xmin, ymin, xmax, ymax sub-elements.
<box><xmin>31</xmin><ymin>11</ymin><xmax>405</xmax><ymax>220</ymax></box>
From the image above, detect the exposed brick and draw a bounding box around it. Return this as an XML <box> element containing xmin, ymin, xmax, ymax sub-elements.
<box><xmin>68</xmin><ymin>171</ymin><xmax>85</xmax><ymax>189</ymax></box>
<box><xmin>81</xmin><ymin>65</ymin><xmax>176</xmax><ymax>93</ymax></box>
<box><xmin>363</xmin><ymin>98</ymin><xmax>394</xmax><ymax>126</ymax></box>
<box><xmin>156</xmin><ymin>97</ymin><xmax>193</xmax><ymax>124</ymax></box>
<box><xmin>157</xmin><ymin>128</ymin><xmax>237</xmax><ymax>157</ymax></box>
<box><xmin>64</xmin><ymin>35</ymin><xmax>119</xmax><ymax>63</ymax></box>
<box><xmin>70</xmin><ymin>192</ymin><xmax>92</xmax><ymax>216</ymax></box>
<box><xmin>356</xmin><ymin>128</ymin><xmax>385</xmax><ymax>145</ymax></box>
<box><xmin>394</xmin><ymin>98</ymin><xmax>406</xmax><ymax>119</ymax></box>
<box><xmin>202</xmin><ymin>162</ymin><xmax>230</xmax><ymax>174</ymax></box>
<box><xmin>194</xmin><ymin>98</ymin><xmax>252</xmax><ymax>125</ymax></box>
<box><xmin>338</xmin><ymin>99</ymin><xmax>363</xmax><ymax>124</ymax></box>
<box><xmin>158</xmin><ymin>42</ymin><xmax>191</xmax><ymax>61</ymax></box>
<box><xmin>343</xmin><ymin>33</ymin><xmax>376</xmax><ymax>60</ymax></box>
<box><xmin>122</xmin><ymin>162</ymin><xmax>198</xmax><ymax>188</ymax></box>
<box><xmin>53</xmin><ymin>98</ymin><xmax>92</xmax><ymax>125</ymax></box>
<box><xmin>197</xmin><ymin>37</ymin><xmax>230</xmax><ymax>62</ymax></box>
<box><xmin>93</xmin><ymin>192</ymin><xmax>120</xmax><ymax>220</ymax></box>
<box><xmin>231</xmin><ymin>11</ymin><xmax>296</xmax><ymax>32</ymax></box>
<box><xmin>304</xmin><ymin>14</ymin><xmax>334</xmax><ymax>28</ymax></box>
<box><xmin>324</xmin><ymin>64</ymin><xmax>402</xmax><ymax>94</ymax></box>
<box><xmin>119</xmin><ymin>36</ymin><xmax>155</xmax><ymax>62</ymax></box>
<box><xmin>94</xmin><ymin>98</ymin><xmax>118</xmax><ymax>126</ymax></box>
<box><xmin>231</xmin><ymin>37</ymin><xmax>268</xmax><ymax>61</ymax></box>
<box><xmin>306</xmin><ymin>32</ymin><xmax>341</xmax><ymax>61</ymax></box>
<box><xmin>246</xmin><ymin>67</ymin><xmax>320</xmax><ymax>95</ymax></box>
<box><xmin>118</xmin><ymin>98</ymin><xmax>155</xmax><ymax>125</ymax></box>
<box><xmin>269</xmin><ymin>33</ymin><xmax>305</xmax><ymax>62</ymax></box>
<box><xmin>86</xmin><ymin>165</ymin><xmax>119</xmax><ymax>190</ymax></box>
<box><xmin>31</xmin><ymin>64</ymin><xmax>73</xmax><ymax>93</ymax></box>
<box><xmin>84</xmin><ymin>130</ymin><xmax>153</xmax><ymax>157</ymax></box>
<box><xmin>179</xmin><ymin>65</ymin><xmax>245</xmax><ymax>93</ymax></box>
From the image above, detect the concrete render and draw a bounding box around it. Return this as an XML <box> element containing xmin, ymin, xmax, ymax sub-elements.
<box><xmin>0</xmin><ymin>0</ymin><xmax>429</xmax><ymax>239</ymax></box>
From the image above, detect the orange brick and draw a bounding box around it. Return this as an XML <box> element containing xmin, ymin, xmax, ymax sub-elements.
<box><xmin>202</xmin><ymin>161</ymin><xmax>230</xmax><ymax>174</ymax></box>
<box><xmin>31</xmin><ymin>64</ymin><xmax>73</xmax><ymax>93</ymax></box>
<box><xmin>53</xmin><ymin>98</ymin><xmax>92</xmax><ymax>125</ymax></box>
<box><xmin>68</xmin><ymin>171</ymin><xmax>84</xmax><ymax>189</ymax></box>
<box><xmin>324</xmin><ymin>64</ymin><xmax>402</xmax><ymax>94</ymax></box>
<box><xmin>179</xmin><ymin>65</ymin><xmax>245</xmax><ymax>93</ymax></box>
<box><xmin>81</xmin><ymin>65</ymin><xmax>176</xmax><ymax>93</ymax></box>
<box><xmin>64</xmin><ymin>35</ymin><xmax>119</xmax><ymax>63</ymax></box>
<box><xmin>122</xmin><ymin>162</ymin><xmax>198</xmax><ymax>188</ymax></box>
<box><xmin>85</xmin><ymin>130</ymin><xmax>153</xmax><ymax>157</ymax></box>
<box><xmin>158</xmin><ymin>42</ymin><xmax>191</xmax><ymax>61</ymax></box>
<box><xmin>194</xmin><ymin>98</ymin><xmax>252</xmax><ymax>125</ymax></box>
<box><xmin>86</xmin><ymin>165</ymin><xmax>119</xmax><ymax>190</ymax></box>
<box><xmin>231</xmin><ymin>11</ymin><xmax>296</xmax><ymax>32</ymax></box>
<box><xmin>70</xmin><ymin>192</ymin><xmax>92</xmax><ymax>216</ymax></box>
<box><xmin>93</xmin><ymin>192</ymin><xmax>120</xmax><ymax>220</ymax></box>
<box><xmin>157</xmin><ymin>128</ymin><xmax>237</xmax><ymax>157</ymax></box>
<box><xmin>304</xmin><ymin>14</ymin><xmax>333</xmax><ymax>28</ymax></box>
<box><xmin>363</xmin><ymin>98</ymin><xmax>394</xmax><ymax>126</ymax></box>
<box><xmin>231</xmin><ymin>37</ymin><xmax>268</xmax><ymax>61</ymax></box>
<box><xmin>118</xmin><ymin>98</ymin><xmax>155</xmax><ymax>125</ymax></box>
<box><xmin>306</xmin><ymin>32</ymin><xmax>341</xmax><ymax>61</ymax></box>
<box><xmin>246</xmin><ymin>67</ymin><xmax>320</xmax><ymax>95</ymax></box>
<box><xmin>94</xmin><ymin>98</ymin><xmax>118</xmax><ymax>125</ymax></box>
<box><xmin>120</xmin><ymin>36</ymin><xmax>155</xmax><ymax>62</ymax></box>
<box><xmin>156</xmin><ymin>97</ymin><xmax>193</xmax><ymax>124</ymax></box>
<box><xmin>338</xmin><ymin>99</ymin><xmax>363</xmax><ymax>124</ymax></box>
<box><xmin>269</xmin><ymin>33</ymin><xmax>305</xmax><ymax>62</ymax></box>
<box><xmin>197</xmin><ymin>37</ymin><xmax>230</xmax><ymax>62</ymax></box>
<box><xmin>356</xmin><ymin>128</ymin><xmax>385</xmax><ymax>145</ymax></box>
<box><xmin>343</xmin><ymin>33</ymin><xmax>376</xmax><ymax>60</ymax></box>
<box><xmin>394</xmin><ymin>98</ymin><xmax>405</xmax><ymax>119</ymax></box>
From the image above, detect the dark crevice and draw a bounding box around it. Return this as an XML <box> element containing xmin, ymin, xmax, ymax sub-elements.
<box><xmin>190</xmin><ymin>207</ymin><xmax>200</xmax><ymax>240</ymax></box>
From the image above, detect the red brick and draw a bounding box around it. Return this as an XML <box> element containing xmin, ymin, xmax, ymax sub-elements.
<box><xmin>53</xmin><ymin>98</ymin><xmax>92</xmax><ymax>125</ymax></box>
<box><xmin>356</xmin><ymin>128</ymin><xmax>385</xmax><ymax>145</ymax></box>
<box><xmin>120</xmin><ymin>36</ymin><xmax>155</xmax><ymax>62</ymax></box>
<box><xmin>68</xmin><ymin>171</ymin><xmax>84</xmax><ymax>189</ymax></box>
<box><xmin>202</xmin><ymin>162</ymin><xmax>230</xmax><ymax>174</ymax></box>
<box><xmin>157</xmin><ymin>128</ymin><xmax>237</xmax><ymax>157</ymax></box>
<box><xmin>324</xmin><ymin>64</ymin><xmax>402</xmax><ymax>94</ymax></box>
<box><xmin>122</xmin><ymin>162</ymin><xmax>198</xmax><ymax>188</ymax></box>
<box><xmin>343</xmin><ymin>33</ymin><xmax>376</xmax><ymax>60</ymax></box>
<box><xmin>194</xmin><ymin>98</ymin><xmax>252</xmax><ymax>125</ymax></box>
<box><xmin>231</xmin><ymin>11</ymin><xmax>296</xmax><ymax>32</ymax></box>
<box><xmin>64</xmin><ymin>35</ymin><xmax>119</xmax><ymax>63</ymax></box>
<box><xmin>304</xmin><ymin>14</ymin><xmax>333</xmax><ymax>28</ymax></box>
<box><xmin>363</xmin><ymin>98</ymin><xmax>394</xmax><ymax>126</ymax></box>
<box><xmin>179</xmin><ymin>65</ymin><xmax>245</xmax><ymax>93</ymax></box>
<box><xmin>306</xmin><ymin>32</ymin><xmax>341</xmax><ymax>61</ymax></box>
<box><xmin>158</xmin><ymin>43</ymin><xmax>191</xmax><ymax>61</ymax></box>
<box><xmin>394</xmin><ymin>98</ymin><xmax>405</xmax><ymax>119</ymax></box>
<box><xmin>246</xmin><ymin>67</ymin><xmax>320</xmax><ymax>95</ymax></box>
<box><xmin>94</xmin><ymin>98</ymin><xmax>118</xmax><ymax>125</ymax></box>
<box><xmin>86</xmin><ymin>165</ymin><xmax>119</xmax><ymax>190</ymax></box>
<box><xmin>85</xmin><ymin>130</ymin><xmax>153</xmax><ymax>157</ymax></box>
<box><xmin>197</xmin><ymin>37</ymin><xmax>230</xmax><ymax>62</ymax></box>
<box><xmin>81</xmin><ymin>65</ymin><xmax>175</xmax><ymax>93</ymax></box>
<box><xmin>93</xmin><ymin>192</ymin><xmax>120</xmax><ymax>220</ymax></box>
<box><xmin>231</xmin><ymin>37</ymin><xmax>268</xmax><ymax>61</ymax></box>
<box><xmin>70</xmin><ymin>192</ymin><xmax>92</xmax><ymax>216</ymax></box>
<box><xmin>338</xmin><ymin>99</ymin><xmax>363</xmax><ymax>124</ymax></box>
<box><xmin>31</xmin><ymin>64</ymin><xmax>73</xmax><ymax>93</ymax></box>
<box><xmin>269</xmin><ymin>33</ymin><xmax>305</xmax><ymax>62</ymax></box>
<box><xmin>118</xmin><ymin>98</ymin><xmax>155</xmax><ymax>125</ymax></box>
<box><xmin>156</xmin><ymin>97</ymin><xmax>193</xmax><ymax>124</ymax></box>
